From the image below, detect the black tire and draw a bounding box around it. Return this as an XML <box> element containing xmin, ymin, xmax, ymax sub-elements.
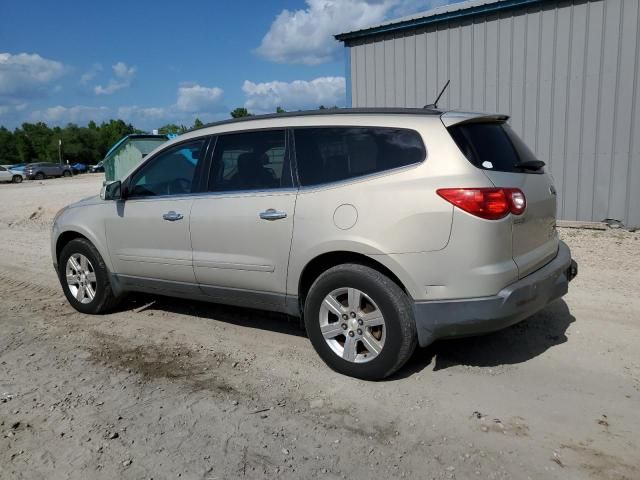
<box><xmin>58</xmin><ymin>238</ymin><xmax>120</xmax><ymax>314</ymax></box>
<box><xmin>12</xmin><ymin>175</ymin><xmax>22</xmax><ymax>184</ymax></box>
<box><xmin>304</xmin><ymin>264</ymin><xmax>417</xmax><ymax>380</ymax></box>
<box><xmin>34</xmin><ymin>172</ymin><xmax>45</xmax><ymax>180</ymax></box>
<box><xmin>63</xmin><ymin>170</ymin><xmax>72</xmax><ymax>177</ymax></box>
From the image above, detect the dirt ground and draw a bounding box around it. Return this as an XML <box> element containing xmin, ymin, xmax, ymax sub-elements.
<box><xmin>0</xmin><ymin>174</ymin><xmax>638</xmax><ymax>480</ymax></box>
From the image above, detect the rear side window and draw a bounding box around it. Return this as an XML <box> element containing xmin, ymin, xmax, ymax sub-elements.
<box><xmin>294</xmin><ymin>127</ymin><xmax>425</xmax><ymax>186</ymax></box>
<box><xmin>208</xmin><ymin>129</ymin><xmax>292</xmax><ymax>192</ymax></box>
<box><xmin>448</xmin><ymin>122</ymin><xmax>541</xmax><ymax>173</ymax></box>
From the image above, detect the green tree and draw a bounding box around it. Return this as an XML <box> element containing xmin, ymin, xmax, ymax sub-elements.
<box><xmin>158</xmin><ymin>123</ymin><xmax>187</xmax><ymax>135</ymax></box>
<box><xmin>0</xmin><ymin>127</ymin><xmax>19</xmax><ymax>164</ymax></box>
<box><xmin>98</xmin><ymin>119</ymin><xmax>137</xmax><ymax>154</ymax></box>
<box><xmin>59</xmin><ymin>123</ymin><xmax>103</xmax><ymax>163</ymax></box>
<box><xmin>192</xmin><ymin>118</ymin><xmax>204</xmax><ymax>129</ymax></box>
<box><xmin>0</xmin><ymin>116</ymin><xmax>157</xmax><ymax>167</ymax></box>
<box><xmin>230</xmin><ymin>107</ymin><xmax>252</xmax><ymax>118</ymax></box>
<box><xmin>20</xmin><ymin>122</ymin><xmax>54</xmax><ymax>160</ymax></box>
<box><xmin>276</xmin><ymin>106</ymin><xmax>286</xmax><ymax>113</ymax></box>
<box><xmin>14</xmin><ymin>130</ymin><xmax>36</xmax><ymax>163</ymax></box>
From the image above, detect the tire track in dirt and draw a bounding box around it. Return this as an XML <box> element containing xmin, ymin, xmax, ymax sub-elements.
<box><xmin>0</xmin><ymin>271</ymin><xmax>62</xmax><ymax>301</ymax></box>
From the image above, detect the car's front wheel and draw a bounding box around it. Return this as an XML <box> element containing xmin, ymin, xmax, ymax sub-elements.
<box><xmin>12</xmin><ymin>175</ymin><xmax>22</xmax><ymax>184</ymax></box>
<box><xmin>34</xmin><ymin>172</ymin><xmax>45</xmax><ymax>180</ymax></box>
<box><xmin>63</xmin><ymin>170</ymin><xmax>72</xmax><ymax>177</ymax></box>
<box><xmin>58</xmin><ymin>238</ymin><xmax>119</xmax><ymax>314</ymax></box>
<box><xmin>304</xmin><ymin>264</ymin><xmax>417</xmax><ymax>380</ymax></box>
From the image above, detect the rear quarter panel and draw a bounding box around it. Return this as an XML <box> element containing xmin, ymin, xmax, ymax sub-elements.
<box><xmin>287</xmin><ymin>115</ymin><xmax>491</xmax><ymax>298</ymax></box>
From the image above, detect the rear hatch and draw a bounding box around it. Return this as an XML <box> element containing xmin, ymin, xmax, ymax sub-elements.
<box><xmin>443</xmin><ymin>113</ymin><xmax>558</xmax><ymax>278</ymax></box>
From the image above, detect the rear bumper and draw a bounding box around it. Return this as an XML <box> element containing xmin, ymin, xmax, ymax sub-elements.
<box><xmin>413</xmin><ymin>240</ymin><xmax>576</xmax><ymax>347</ymax></box>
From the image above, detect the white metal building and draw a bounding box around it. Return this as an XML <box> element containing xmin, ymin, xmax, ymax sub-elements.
<box><xmin>336</xmin><ymin>0</ymin><xmax>640</xmax><ymax>227</ymax></box>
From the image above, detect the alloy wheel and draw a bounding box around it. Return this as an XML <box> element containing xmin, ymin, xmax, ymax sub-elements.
<box><xmin>65</xmin><ymin>253</ymin><xmax>97</xmax><ymax>304</ymax></box>
<box><xmin>319</xmin><ymin>287</ymin><xmax>386</xmax><ymax>363</ymax></box>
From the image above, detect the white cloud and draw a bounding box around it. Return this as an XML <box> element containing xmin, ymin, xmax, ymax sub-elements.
<box><xmin>22</xmin><ymin>82</ymin><xmax>226</xmax><ymax>129</ymax></box>
<box><xmin>30</xmin><ymin>105</ymin><xmax>111</xmax><ymax>124</ymax></box>
<box><xmin>256</xmin><ymin>0</ymin><xmax>389</xmax><ymax>65</ymax></box>
<box><xmin>243</xmin><ymin>76</ymin><xmax>345</xmax><ymax>112</ymax></box>
<box><xmin>0</xmin><ymin>102</ymin><xmax>28</xmax><ymax>120</ymax></box>
<box><xmin>0</xmin><ymin>52</ymin><xmax>65</xmax><ymax>97</ymax></box>
<box><xmin>112</xmin><ymin>62</ymin><xmax>135</xmax><ymax>79</ymax></box>
<box><xmin>117</xmin><ymin>83</ymin><xmax>226</xmax><ymax>127</ymax></box>
<box><xmin>389</xmin><ymin>0</ymin><xmax>450</xmax><ymax>17</ymax></box>
<box><xmin>94</xmin><ymin>61</ymin><xmax>136</xmax><ymax>95</ymax></box>
<box><xmin>256</xmin><ymin>0</ymin><xmax>449</xmax><ymax>65</ymax></box>
<box><xmin>175</xmin><ymin>84</ymin><xmax>224</xmax><ymax>113</ymax></box>
<box><xmin>80</xmin><ymin>63</ymin><xmax>102</xmax><ymax>85</ymax></box>
<box><xmin>117</xmin><ymin>105</ymin><xmax>169</xmax><ymax>124</ymax></box>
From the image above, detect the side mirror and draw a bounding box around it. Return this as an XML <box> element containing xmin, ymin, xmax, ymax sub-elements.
<box><xmin>101</xmin><ymin>180</ymin><xmax>122</xmax><ymax>201</ymax></box>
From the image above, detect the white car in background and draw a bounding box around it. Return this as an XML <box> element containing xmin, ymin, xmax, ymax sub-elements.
<box><xmin>0</xmin><ymin>165</ymin><xmax>23</xmax><ymax>183</ymax></box>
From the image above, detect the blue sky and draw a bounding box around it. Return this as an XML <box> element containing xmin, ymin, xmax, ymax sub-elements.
<box><xmin>0</xmin><ymin>0</ymin><xmax>457</xmax><ymax>130</ymax></box>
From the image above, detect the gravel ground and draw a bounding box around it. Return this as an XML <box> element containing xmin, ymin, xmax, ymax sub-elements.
<box><xmin>0</xmin><ymin>174</ymin><xmax>639</xmax><ymax>479</ymax></box>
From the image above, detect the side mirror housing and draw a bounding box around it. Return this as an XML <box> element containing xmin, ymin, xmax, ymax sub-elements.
<box><xmin>101</xmin><ymin>180</ymin><xmax>122</xmax><ymax>201</ymax></box>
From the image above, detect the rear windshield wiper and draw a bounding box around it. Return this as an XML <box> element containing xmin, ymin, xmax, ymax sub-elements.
<box><xmin>514</xmin><ymin>160</ymin><xmax>545</xmax><ymax>171</ymax></box>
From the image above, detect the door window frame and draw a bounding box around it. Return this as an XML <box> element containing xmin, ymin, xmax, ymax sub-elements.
<box><xmin>204</xmin><ymin>128</ymin><xmax>296</xmax><ymax>195</ymax></box>
<box><xmin>122</xmin><ymin>135</ymin><xmax>215</xmax><ymax>200</ymax></box>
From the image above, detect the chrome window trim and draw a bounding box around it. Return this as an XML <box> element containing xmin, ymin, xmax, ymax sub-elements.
<box><xmin>119</xmin><ymin>187</ymin><xmax>299</xmax><ymax>203</ymax></box>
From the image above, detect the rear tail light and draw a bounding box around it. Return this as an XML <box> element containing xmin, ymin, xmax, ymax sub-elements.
<box><xmin>436</xmin><ymin>188</ymin><xmax>526</xmax><ymax>220</ymax></box>
<box><xmin>508</xmin><ymin>189</ymin><xmax>526</xmax><ymax>215</ymax></box>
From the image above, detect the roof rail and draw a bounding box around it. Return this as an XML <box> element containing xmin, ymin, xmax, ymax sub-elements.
<box><xmin>191</xmin><ymin>107</ymin><xmax>442</xmax><ymax>132</ymax></box>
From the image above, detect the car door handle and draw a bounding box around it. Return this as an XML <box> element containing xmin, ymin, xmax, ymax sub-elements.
<box><xmin>162</xmin><ymin>211</ymin><xmax>184</xmax><ymax>221</ymax></box>
<box><xmin>259</xmin><ymin>209</ymin><xmax>287</xmax><ymax>221</ymax></box>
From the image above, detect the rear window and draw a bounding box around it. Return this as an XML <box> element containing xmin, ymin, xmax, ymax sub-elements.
<box><xmin>448</xmin><ymin>122</ymin><xmax>541</xmax><ymax>174</ymax></box>
<box><xmin>294</xmin><ymin>127</ymin><xmax>425</xmax><ymax>186</ymax></box>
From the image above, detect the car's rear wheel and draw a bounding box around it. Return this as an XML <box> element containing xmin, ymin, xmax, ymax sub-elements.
<box><xmin>12</xmin><ymin>175</ymin><xmax>22</xmax><ymax>184</ymax></box>
<box><xmin>59</xmin><ymin>238</ymin><xmax>119</xmax><ymax>314</ymax></box>
<box><xmin>304</xmin><ymin>264</ymin><xmax>417</xmax><ymax>380</ymax></box>
<box><xmin>63</xmin><ymin>170</ymin><xmax>72</xmax><ymax>177</ymax></box>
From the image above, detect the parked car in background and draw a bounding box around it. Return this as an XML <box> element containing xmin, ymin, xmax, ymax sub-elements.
<box><xmin>90</xmin><ymin>161</ymin><xmax>104</xmax><ymax>173</ymax></box>
<box><xmin>0</xmin><ymin>165</ymin><xmax>23</xmax><ymax>183</ymax></box>
<box><xmin>7</xmin><ymin>163</ymin><xmax>27</xmax><ymax>173</ymax></box>
<box><xmin>25</xmin><ymin>162</ymin><xmax>72</xmax><ymax>180</ymax></box>
<box><xmin>71</xmin><ymin>163</ymin><xmax>88</xmax><ymax>174</ymax></box>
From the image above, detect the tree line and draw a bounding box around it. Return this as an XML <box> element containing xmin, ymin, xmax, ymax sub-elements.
<box><xmin>0</xmin><ymin>118</ymin><xmax>205</xmax><ymax>166</ymax></box>
<box><xmin>0</xmin><ymin>105</ymin><xmax>337</xmax><ymax>165</ymax></box>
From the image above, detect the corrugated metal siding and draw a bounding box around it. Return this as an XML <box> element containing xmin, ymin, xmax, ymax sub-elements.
<box><xmin>347</xmin><ymin>0</ymin><xmax>640</xmax><ymax>226</ymax></box>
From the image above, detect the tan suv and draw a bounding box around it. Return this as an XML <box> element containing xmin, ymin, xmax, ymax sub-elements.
<box><xmin>51</xmin><ymin>108</ymin><xmax>577</xmax><ymax>380</ymax></box>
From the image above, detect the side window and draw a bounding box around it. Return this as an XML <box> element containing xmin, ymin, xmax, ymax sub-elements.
<box><xmin>0</xmin><ymin>166</ymin><xmax>6</xmax><ymax>172</ymax></box>
<box><xmin>294</xmin><ymin>127</ymin><xmax>425</xmax><ymax>186</ymax></box>
<box><xmin>129</xmin><ymin>138</ymin><xmax>206</xmax><ymax>197</ymax></box>
<box><xmin>208</xmin><ymin>130</ymin><xmax>291</xmax><ymax>191</ymax></box>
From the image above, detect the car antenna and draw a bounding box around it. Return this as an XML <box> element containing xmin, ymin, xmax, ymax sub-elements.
<box><xmin>424</xmin><ymin>79</ymin><xmax>450</xmax><ymax>109</ymax></box>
